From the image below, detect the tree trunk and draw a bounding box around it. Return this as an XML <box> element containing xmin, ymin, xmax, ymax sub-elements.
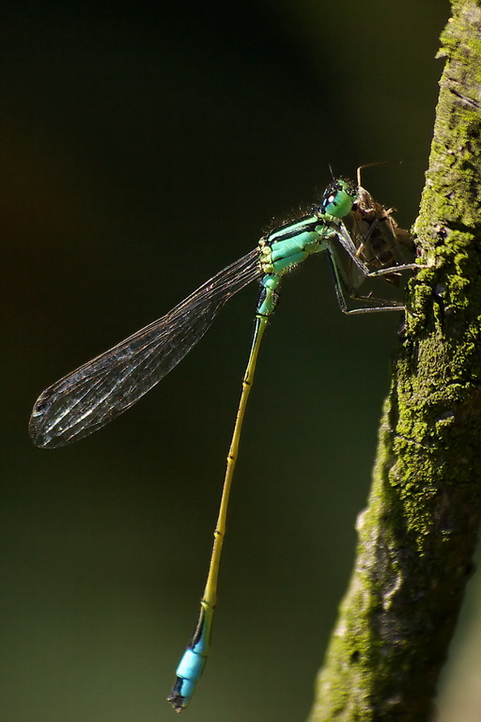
<box><xmin>309</xmin><ymin>2</ymin><xmax>481</xmax><ymax>720</ymax></box>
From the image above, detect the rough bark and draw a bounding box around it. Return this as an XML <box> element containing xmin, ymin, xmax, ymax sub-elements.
<box><xmin>308</xmin><ymin>3</ymin><xmax>481</xmax><ymax>720</ymax></box>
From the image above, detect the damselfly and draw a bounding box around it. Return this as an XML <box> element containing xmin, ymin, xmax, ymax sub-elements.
<box><xmin>29</xmin><ymin>177</ymin><xmax>421</xmax><ymax>711</ymax></box>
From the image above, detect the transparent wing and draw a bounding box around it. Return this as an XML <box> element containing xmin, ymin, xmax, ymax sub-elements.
<box><xmin>30</xmin><ymin>249</ymin><xmax>260</xmax><ymax>448</ymax></box>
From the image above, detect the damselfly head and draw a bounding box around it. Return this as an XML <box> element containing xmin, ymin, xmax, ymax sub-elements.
<box><xmin>320</xmin><ymin>178</ymin><xmax>358</xmax><ymax>219</ymax></box>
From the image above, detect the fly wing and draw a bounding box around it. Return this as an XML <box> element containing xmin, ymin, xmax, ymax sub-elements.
<box><xmin>29</xmin><ymin>249</ymin><xmax>260</xmax><ymax>448</ymax></box>
<box><xmin>343</xmin><ymin>186</ymin><xmax>414</xmax><ymax>288</ymax></box>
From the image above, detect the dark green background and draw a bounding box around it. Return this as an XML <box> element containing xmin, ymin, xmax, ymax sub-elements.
<box><xmin>1</xmin><ymin>2</ymin><xmax>461</xmax><ymax>721</ymax></box>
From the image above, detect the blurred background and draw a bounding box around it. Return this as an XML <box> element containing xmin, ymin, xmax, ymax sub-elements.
<box><xmin>3</xmin><ymin>1</ymin><xmax>478</xmax><ymax>721</ymax></box>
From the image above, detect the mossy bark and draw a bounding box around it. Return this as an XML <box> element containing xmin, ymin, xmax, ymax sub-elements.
<box><xmin>308</xmin><ymin>3</ymin><xmax>481</xmax><ymax>720</ymax></box>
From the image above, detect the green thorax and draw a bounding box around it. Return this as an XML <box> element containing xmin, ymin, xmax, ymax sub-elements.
<box><xmin>256</xmin><ymin>179</ymin><xmax>357</xmax><ymax>317</ymax></box>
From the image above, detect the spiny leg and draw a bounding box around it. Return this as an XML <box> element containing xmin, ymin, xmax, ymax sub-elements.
<box><xmin>336</xmin><ymin>222</ymin><xmax>425</xmax><ymax>282</ymax></box>
<box><xmin>326</xmin><ymin>244</ymin><xmax>406</xmax><ymax>316</ymax></box>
